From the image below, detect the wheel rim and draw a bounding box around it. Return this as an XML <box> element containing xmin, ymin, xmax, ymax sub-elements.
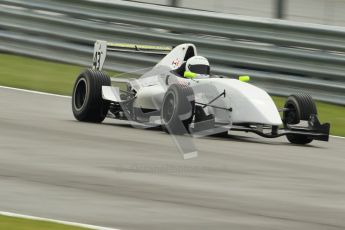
<box><xmin>162</xmin><ymin>92</ymin><xmax>176</xmax><ymax>123</ymax></box>
<box><xmin>284</xmin><ymin>103</ymin><xmax>298</xmax><ymax>125</ymax></box>
<box><xmin>74</xmin><ymin>78</ymin><xmax>87</xmax><ymax>111</ymax></box>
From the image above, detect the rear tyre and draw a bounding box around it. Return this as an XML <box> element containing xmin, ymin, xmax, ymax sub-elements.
<box><xmin>283</xmin><ymin>93</ymin><xmax>317</xmax><ymax>144</ymax></box>
<box><xmin>72</xmin><ymin>69</ymin><xmax>111</xmax><ymax>123</ymax></box>
<box><xmin>161</xmin><ymin>84</ymin><xmax>195</xmax><ymax>135</ymax></box>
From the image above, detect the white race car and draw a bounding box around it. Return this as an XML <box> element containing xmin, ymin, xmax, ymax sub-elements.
<box><xmin>72</xmin><ymin>41</ymin><xmax>330</xmax><ymax>145</ymax></box>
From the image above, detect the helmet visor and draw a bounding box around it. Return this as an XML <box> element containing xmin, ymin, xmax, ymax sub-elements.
<box><xmin>189</xmin><ymin>64</ymin><xmax>210</xmax><ymax>75</ymax></box>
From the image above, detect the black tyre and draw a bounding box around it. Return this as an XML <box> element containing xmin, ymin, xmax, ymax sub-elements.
<box><xmin>283</xmin><ymin>93</ymin><xmax>317</xmax><ymax>144</ymax></box>
<box><xmin>161</xmin><ymin>84</ymin><xmax>195</xmax><ymax>135</ymax></box>
<box><xmin>72</xmin><ymin>69</ymin><xmax>111</xmax><ymax>123</ymax></box>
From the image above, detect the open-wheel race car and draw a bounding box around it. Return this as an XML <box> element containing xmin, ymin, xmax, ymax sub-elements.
<box><xmin>72</xmin><ymin>41</ymin><xmax>330</xmax><ymax>145</ymax></box>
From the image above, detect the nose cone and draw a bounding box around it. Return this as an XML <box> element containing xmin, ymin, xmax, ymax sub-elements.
<box><xmin>249</xmin><ymin>97</ymin><xmax>283</xmax><ymax>125</ymax></box>
<box><xmin>209</xmin><ymin>78</ymin><xmax>282</xmax><ymax>126</ymax></box>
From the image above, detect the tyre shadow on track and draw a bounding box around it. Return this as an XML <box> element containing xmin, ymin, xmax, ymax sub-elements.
<box><xmin>207</xmin><ymin>134</ymin><xmax>324</xmax><ymax>148</ymax></box>
<box><xmin>98</xmin><ymin>120</ymin><xmax>325</xmax><ymax>149</ymax></box>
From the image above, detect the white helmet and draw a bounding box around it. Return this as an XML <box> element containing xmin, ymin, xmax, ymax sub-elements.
<box><xmin>185</xmin><ymin>56</ymin><xmax>210</xmax><ymax>75</ymax></box>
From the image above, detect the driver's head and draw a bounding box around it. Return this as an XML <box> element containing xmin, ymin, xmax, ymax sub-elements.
<box><xmin>185</xmin><ymin>56</ymin><xmax>210</xmax><ymax>75</ymax></box>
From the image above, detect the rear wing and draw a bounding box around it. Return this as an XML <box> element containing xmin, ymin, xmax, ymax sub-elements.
<box><xmin>92</xmin><ymin>40</ymin><xmax>173</xmax><ymax>70</ymax></box>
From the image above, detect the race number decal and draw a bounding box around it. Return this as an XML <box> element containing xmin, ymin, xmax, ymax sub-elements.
<box><xmin>93</xmin><ymin>50</ymin><xmax>102</xmax><ymax>70</ymax></box>
<box><xmin>92</xmin><ymin>41</ymin><xmax>107</xmax><ymax>70</ymax></box>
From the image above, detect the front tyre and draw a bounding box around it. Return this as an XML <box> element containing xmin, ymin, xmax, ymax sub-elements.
<box><xmin>283</xmin><ymin>93</ymin><xmax>316</xmax><ymax>144</ymax></box>
<box><xmin>72</xmin><ymin>69</ymin><xmax>111</xmax><ymax>123</ymax></box>
<box><xmin>161</xmin><ymin>84</ymin><xmax>195</xmax><ymax>135</ymax></box>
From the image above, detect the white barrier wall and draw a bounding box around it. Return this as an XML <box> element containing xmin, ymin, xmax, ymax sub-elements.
<box><xmin>286</xmin><ymin>0</ymin><xmax>345</xmax><ymax>26</ymax></box>
<box><xmin>127</xmin><ymin>0</ymin><xmax>345</xmax><ymax>26</ymax></box>
<box><xmin>180</xmin><ymin>0</ymin><xmax>273</xmax><ymax>18</ymax></box>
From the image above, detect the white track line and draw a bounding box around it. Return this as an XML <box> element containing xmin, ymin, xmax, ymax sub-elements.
<box><xmin>0</xmin><ymin>211</ymin><xmax>120</xmax><ymax>230</ymax></box>
<box><xmin>1</xmin><ymin>85</ymin><xmax>344</xmax><ymax>139</ymax></box>
<box><xmin>0</xmin><ymin>85</ymin><xmax>71</xmax><ymax>98</ymax></box>
<box><xmin>332</xmin><ymin>135</ymin><xmax>345</xmax><ymax>139</ymax></box>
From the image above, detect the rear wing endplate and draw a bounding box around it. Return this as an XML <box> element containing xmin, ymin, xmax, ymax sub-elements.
<box><xmin>92</xmin><ymin>40</ymin><xmax>173</xmax><ymax>70</ymax></box>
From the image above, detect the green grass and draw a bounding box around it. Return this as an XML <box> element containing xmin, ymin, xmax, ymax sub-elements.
<box><xmin>0</xmin><ymin>215</ymin><xmax>89</xmax><ymax>230</ymax></box>
<box><xmin>0</xmin><ymin>54</ymin><xmax>81</xmax><ymax>95</ymax></box>
<box><xmin>0</xmin><ymin>53</ymin><xmax>344</xmax><ymax>136</ymax></box>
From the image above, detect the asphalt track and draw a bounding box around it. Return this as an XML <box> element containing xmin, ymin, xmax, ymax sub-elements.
<box><xmin>0</xmin><ymin>87</ymin><xmax>345</xmax><ymax>230</ymax></box>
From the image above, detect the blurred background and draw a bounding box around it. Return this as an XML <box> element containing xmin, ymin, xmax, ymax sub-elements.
<box><xmin>126</xmin><ymin>0</ymin><xmax>345</xmax><ymax>26</ymax></box>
